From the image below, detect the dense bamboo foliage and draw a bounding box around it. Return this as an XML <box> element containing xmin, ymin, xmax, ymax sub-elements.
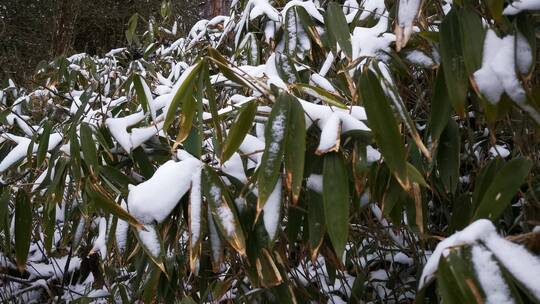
<box><xmin>1</xmin><ymin>0</ymin><xmax>540</xmax><ymax>302</ymax></box>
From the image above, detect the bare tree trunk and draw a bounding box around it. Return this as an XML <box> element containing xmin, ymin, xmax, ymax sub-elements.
<box><xmin>50</xmin><ymin>0</ymin><xmax>81</xmax><ymax>57</ymax></box>
<box><xmin>205</xmin><ymin>0</ymin><xmax>230</xmax><ymax>18</ymax></box>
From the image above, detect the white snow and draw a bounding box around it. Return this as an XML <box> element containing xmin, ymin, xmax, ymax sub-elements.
<box><xmin>310</xmin><ymin>73</ymin><xmax>337</xmax><ymax>93</ymax></box>
<box><xmin>419</xmin><ymin>219</ymin><xmax>496</xmax><ymax>287</ymax></box>
<box><xmin>488</xmin><ymin>145</ymin><xmax>510</xmax><ymax>158</ymax></box>
<box><xmin>263</xmin><ymin>178</ymin><xmax>282</xmax><ymax>239</ymax></box>
<box><xmin>405</xmin><ymin>50</ymin><xmax>436</xmax><ymax>67</ymax></box>
<box><xmin>115</xmin><ymin>201</ymin><xmax>129</xmax><ymax>252</ymax></box>
<box><xmin>136</xmin><ymin>224</ymin><xmax>161</xmax><ymax>258</ymax></box>
<box><xmin>307</xmin><ymin>174</ymin><xmax>323</xmax><ymax>193</ymax></box>
<box><xmin>216</xmin><ymin>205</ymin><xmax>236</xmax><ymax>237</ymax></box>
<box><xmin>473</xmin><ymin>29</ymin><xmax>526</xmax><ymax>104</ymax></box>
<box><xmin>239</xmin><ymin>134</ymin><xmax>265</xmax><ymax>164</ymax></box>
<box><xmin>90</xmin><ymin>217</ymin><xmax>107</xmax><ymax>257</ymax></box>
<box><xmin>105</xmin><ymin>111</ymin><xmax>145</xmax><ymax>152</ymax></box>
<box><xmin>221</xmin><ymin>152</ymin><xmax>248</xmax><ymax>183</ymax></box>
<box><xmin>351</xmin><ymin>12</ymin><xmax>395</xmax><ymax>68</ymax></box>
<box><xmin>282</xmin><ymin>1</ymin><xmax>324</xmax><ymax>23</ymax></box>
<box><xmin>208</xmin><ymin>207</ymin><xmax>223</xmax><ymax>263</ymax></box>
<box><xmin>516</xmin><ymin>32</ymin><xmax>533</xmax><ymax>74</ymax></box>
<box><xmin>503</xmin><ymin>0</ymin><xmax>540</xmax><ymax>15</ymax></box>
<box><xmin>484</xmin><ymin>233</ymin><xmax>540</xmax><ymax>297</ymax></box>
<box><xmin>471</xmin><ymin>245</ymin><xmax>514</xmax><ymax>304</ymax></box>
<box><xmin>190</xmin><ymin>167</ymin><xmax>202</xmax><ymax>246</ymax></box>
<box><xmin>317</xmin><ymin>113</ymin><xmax>342</xmax><ymax>153</ymax></box>
<box><xmin>420</xmin><ymin>218</ymin><xmax>540</xmax><ymax>298</ymax></box>
<box><xmin>0</xmin><ymin>132</ymin><xmax>62</xmax><ymax>172</ymax></box>
<box><xmin>127</xmin><ymin>158</ymin><xmax>201</xmax><ymax>224</ymax></box>
<box><xmin>396</xmin><ymin>0</ymin><xmax>421</xmax><ymax>50</ymax></box>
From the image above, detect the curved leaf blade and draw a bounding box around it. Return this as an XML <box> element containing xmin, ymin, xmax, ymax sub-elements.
<box><xmin>221</xmin><ymin>101</ymin><xmax>257</xmax><ymax>163</ymax></box>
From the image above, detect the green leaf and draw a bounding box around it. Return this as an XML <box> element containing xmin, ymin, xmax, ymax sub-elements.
<box><xmin>0</xmin><ymin>190</ymin><xmax>10</xmax><ymax>252</ymax></box>
<box><xmin>86</xmin><ymin>182</ymin><xmax>144</xmax><ymax>229</ymax></box>
<box><xmin>133</xmin><ymin>225</ymin><xmax>167</xmax><ymax>275</ymax></box>
<box><xmin>43</xmin><ymin>198</ymin><xmax>56</xmax><ymax>253</ymax></box>
<box><xmin>428</xmin><ymin>69</ymin><xmax>453</xmax><ymax>144</ymax></box>
<box><xmin>485</xmin><ymin>0</ymin><xmax>504</xmax><ymax>24</ymax></box>
<box><xmin>125</xmin><ymin>13</ymin><xmax>139</xmax><ymax>46</ymax></box>
<box><xmin>36</xmin><ymin>122</ymin><xmax>51</xmax><ymax>167</ymax></box>
<box><xmin>132</xmin><ymin>147</ymin><xmax>154</xmax><ymax>179</ymax></box>
<box><xmin>15</xmin><ymin>189</ymin><xmax>32</xmax><ymax>271</ymax></box>
<box><xmin>436</xmin><ymin>119</ymin><xmax>460</xmax><ymax>194</ymax></box>
<box><xmin>133</xmin><ymin>74</ymin><xmax>152</xmax><ymax>117</ymax></box>
<box><xmin>175</xmin><ymin>61</ymin><xmax>206</xmax><ymax>146</ymax></box>
<box><xmin>370</xmin><ymin>63</ymin><xmax>431</xmax><ymax>160</ymax></box>
<box><xmin>325</xmin><ymin>2</ymin><xmax>352</xmax><ymax>59</ymax></box>
<box><xmin>99</xmin><ymin>166</ymin><xmax>135</xmax><ymax>193</ymax></box>
<box><xmin>221</xmin><ymin>101</ymin><xmax>257</xmax><ymax>163</ymax></box>
<box><xmin>439</xmin><ymin>8</ymin><xmax>468</xmax><ymax>116</ymax></box>
<box><xmin>163</xmin><ymin>60</ymin><xmax>203</xmax><ymax>132</ymax></box>
<box><xmin>407</xmin><ymin>162</ymin><xmax>428</xmax><ymax>188</ymax></box>
<box><xmin>204</xmin><ymin>65</ymin><xmax>223</xmax><ymax>156</ymax></box>
<box><xmin>257</xmin><ymin>93</ymin><xmax>291</xmax><ymax>211</ymax></box>
<box><xmin>207</xmin><ymin>48</ymin><xmax>251</xmax><ymax>88</ymax></box>
<box><xmin>80</xmin><ymin>123</ymin><xmax>98</xmax><ymax>172</ymax></box>
<box><xmin>437</xmin><ymin>248</ymin><xmax>484</xmax><ymax>304</ymax></box>
<box><xmin>284</xmin><ymin>7</ymin><xmax>301</xmax><ymax>56</ymax></box>
<box><xmin>323</xmin><ymin>152</ymin><xmax>350</xmax><ymax>258</ymax></box>
<box><xmin>294</xmin><ymin>83</ymin><xmax>347</xmax><ymax>109</ymax></box>
<box><xmin>458</xmin><ymin>8</ymin><xmax>484</xmax><ymax>76</ymax></box>
<box><xmin>307</xmin><ymin>190</ymin><xmax>325</xmax><ymax>260</ymax></box>
<box><xmin>472</xmin><ymin>159</ymin><xmax>504</xmax><ymax>207</ymax></box>
<box><xmin>202</xmin><ymin>166</ymin><xmax>246</xmax><ymax>255</ymax></box>
<box><xmin>275</xmin><ymin>53</ymin><xmax>299</xmax><ymax>84</ymax></box>
<box><xmin>473</xmin><ymin>157</ymin><xmax>532</xmax><ymax>221</ymax></box>
<box><xmin>284</xmin><ymin>96</ymin><xmax>306</xmax><ymax>204</ymax></box>
<box><xmin>69</xmin><ymin>128</ymin><xmax>82</xmax><ymax>180</ymax></box>
<box><xmin>359</xmin><ymin>69</ymin><xmax>408</xmax><ymax>186</ymax></box>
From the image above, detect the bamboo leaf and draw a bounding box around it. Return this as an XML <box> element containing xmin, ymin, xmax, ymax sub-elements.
<box><xmin>69</xmin><ymin>128</ymin><xmax>82</xmax><ymax>180</ymax></box>
<box><xmin>202</xmin><ymin>166</ymin><xmax>246</xmax><ymax>255</ymax></box>
<box><xmin>325</xmin><ymin>2</ymin><xmax>352</xmax><ymax>59</ymax></box>
<box><xmin>221</xmin><ymin>101</ymin><xmax>257</xmax><ymax>163</ymax></box>
<box><xmin>473</xmin><ymin>157</ymin><xmax>532</xmax><ymax>221</ymax></box>
<box><xmin>86</xmin><ymin>182</ymin><xmax>144</xmax><ymax>229</ymax></box>
<box><xmin>307</xmin><ymin>190</ymin><xmax>325</xmax><ymax>260</ymax></box>
<box><xmin>36</xmin><ymin>122</ymin><xmax>51</xmax><ymax>167</ymax></box>
<box><xmin>133</xmin><ymin>224</ymin><xmax>167</xmax><ymax>275</ymax></box>
<box><xmin>439</xmin><ymin>8</ymin><xmax>468</xmax><ymax>116</ymax></box>
<box><xmin>163</xmin><ymin>60</ymin><xmax>203</xmax><ymax>132</ymax></box>
<box><xmin>133</xmin><ymin>74</ymin><xmax>153</xmax><ymax>118</ymax></box>
<box><xmin>436</xmin><ymin>119</ymin><xmax>460</xmax><ymax>194</ymax></box>
<box><xmin>294</xmin><ymin>83</ymin><xmax>347</xmax><ymax>109</ymax></box>
<box><xmin>428</xmin><ymin>69</ymin><xmax>453</xmax><ymax>144</ymax></box>
<box><xmin>15</xmin><ymin>189</ymin><xmax>32</xmax><ymax>271</ymax></box>
<box><xmin>284</xmin><ymin>96</ymin><xmax>306</xmax><ymax>204</ymax></box>
<box><xmin>437</xmin><ymin>248</ymin><xmax>484</xmax><ymax>304</ymax></box>
<box><xmin>257</xmin><ymin>93</ymin><xmax>290</xmax><ymax>211</ymax></box>
<box><xmin>359</xmin><ymin>69</ymin><xmax>408</xmax><ymax>187</ymax></box>
<box><xmin>80</xmin><ymin>123</ymin><xmax>98</xmax><ymax>172</ymax></box>
<box><xmin>323</xmin><ymin>152</ymin><xmax>350</xmax><ymax>258</ymax></box>
<box><xmin>207</xmin><ymin>48</ymin><xmax>252</xmax><ymax>88</ymax></box>
<box><xmin>458</xmin><ymin>8</ymin><xmax>485</xmax><ymax>76</ymax></box>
